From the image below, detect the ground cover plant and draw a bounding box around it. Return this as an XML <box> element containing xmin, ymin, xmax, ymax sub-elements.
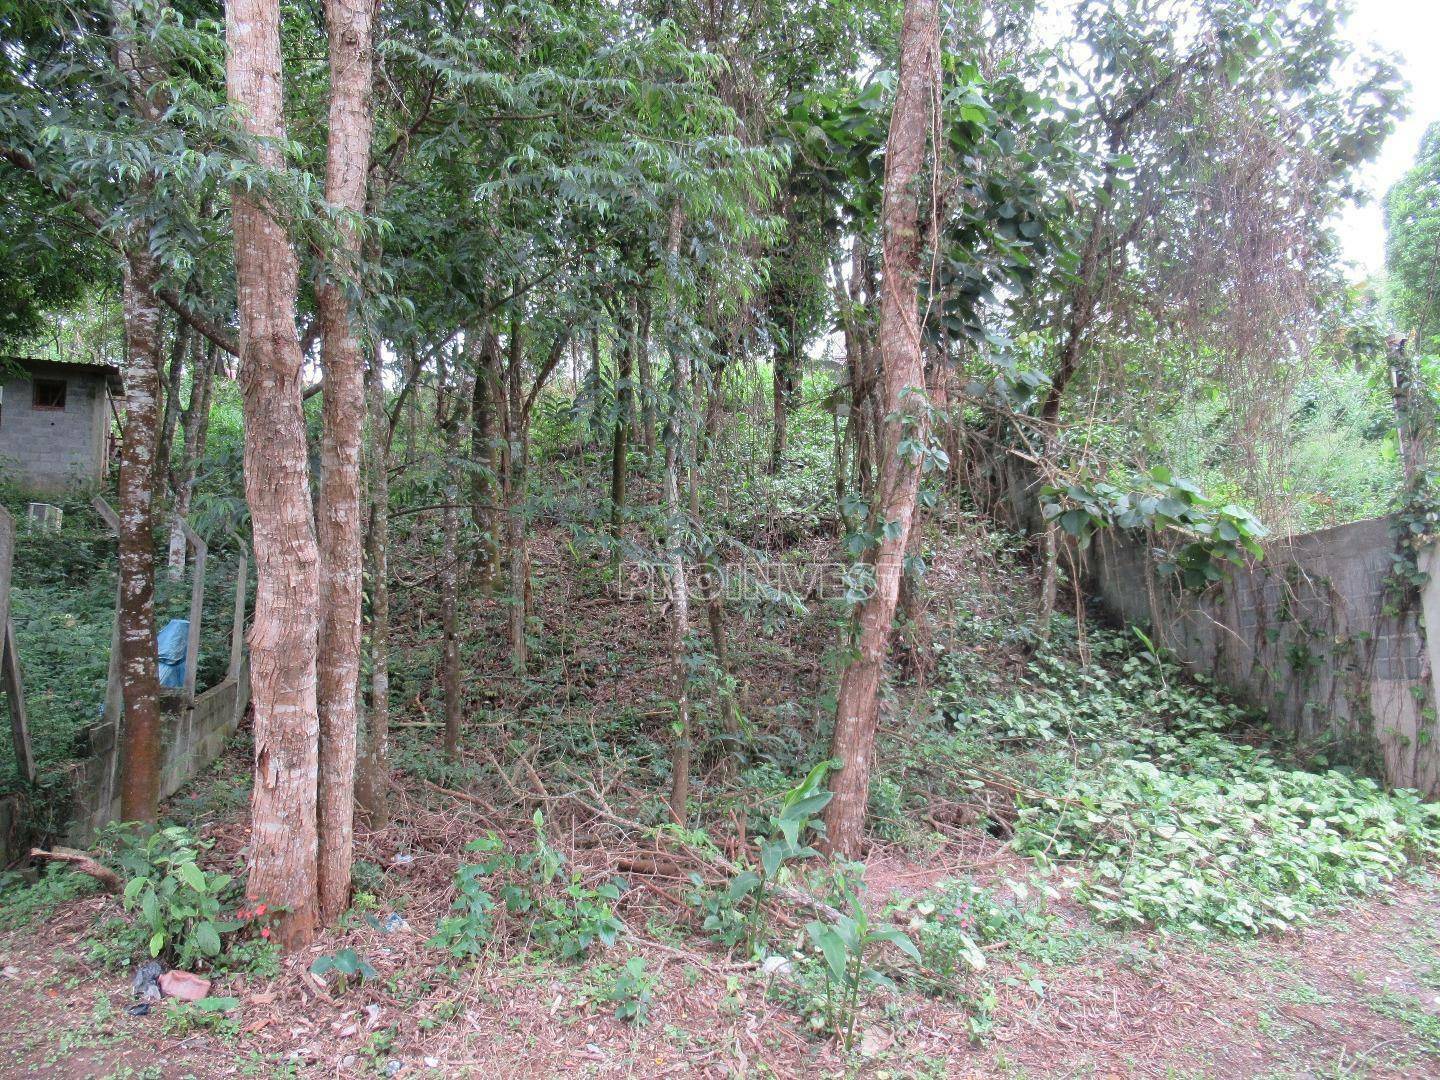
<box><xmin>2</xmin><ymin>0</ymin><xmax>1440</xmax><ymax>1073</ymax></box>
<box><xmin>4</xmin><ymin>501</ymin><xmax>1440</xmax><ymax>1075</ymax></box>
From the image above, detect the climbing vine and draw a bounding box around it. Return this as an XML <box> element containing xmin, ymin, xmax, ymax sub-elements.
<box><xmin>1040</xmin><ymin>467</ymin><xmax>1267</xmax><ymax>591</ymax></box>
<box><xmin>1388</xmin><ymin>467</ymin><xmax>1440</xmax><ymax>607</ymax></box>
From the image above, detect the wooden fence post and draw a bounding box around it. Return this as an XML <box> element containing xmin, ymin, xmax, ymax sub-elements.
<box><xmin>0</xmin><ymin>507</ymin><xmax>33</xmax><ymax>783</ymax></box>
<box><xmin>174</xmin><ymin>516</ymin><xmax>207</xmax><ymax>704</ymax></box>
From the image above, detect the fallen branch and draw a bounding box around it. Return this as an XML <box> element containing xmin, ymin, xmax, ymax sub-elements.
<box><xmin>30</xmin><ymin>846</ymin><xmax>122</xmax><ymax>893</ymax></box>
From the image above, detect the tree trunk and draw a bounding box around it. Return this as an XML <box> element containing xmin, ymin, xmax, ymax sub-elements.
<box><xmin>226</xmin><ymin>0</ymin><xmax>322</xmax><ymax>949</ymax></box>
<box><xmin>1389</xmin><ymin>336</ymin><xmax>1427</xmax><ymax>485</ymax></box>
<box><xmin>470</xmin><ymin>329</ymin><xmax>501</xmax><ymax>584</ymax></box>
<box><xmin>769</xmin><ymin>335</ymin><xmax>799</xmax><ymax>476</ymax></box>
<box><xmin>504</xmin><ymin>322</ymin><xmax>529</xmax><ymax>677</ymax></box>
<box><xmin>703</xmin><ymin>557</ymin><xmax>742</xmax><ymax>773</ymax></box>
<box><xmin>636</xmin><ymin>293</ymin><xmax>657</xmax><ymax>458</ymax></box>
<box><xmin>157</xmin><ymin>319</ymin><xmax>188</xmax><ymax>502</ymax></box>
<box><xmin>313</xmin><ymin>0</ymin><xmax>376</xmax><ymax>926</ymax></box>
<box><xmin>822</xmin><ymin>0</ymin><xmax>938</xmax><ymax>859</ymax></box>
<box><xmin>168</xmin><ymin>336</ymin><xmax>216</xmax><ymax>579</ymax></box>
<box><xmin>662</xmin><ymin>205</ymin><xmax>693</xmax><ymax>825</ymax></box>
<box><xmin>610</xmin><ymin>309</ymin><xmax>633</xmax><ymax>560</ymax></box>
<box><xmin>898</xmin><ymin>358</ymin><xmax>948</xmax><ymax>679</ymax></box>
<box><xmin>115</xmin><ymin>250</ymin><xmax>165</xmax><ymax>823</ymax></box>
<box><xmin>441</xmin><ymin>360</ymin><xmax>471</xmax><ymax>758</ymax></box>
<box><xmin>354</xmin><ymin>356</ymin><xmax>392</xmax><ymax>826</ymax></box>
<box><xmin>896</xmin><ymin>515</ymin><xmax>933</xmax><ymax>680</ymax></box>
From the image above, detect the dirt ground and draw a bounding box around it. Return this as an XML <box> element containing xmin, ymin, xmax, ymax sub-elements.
<box><xmin>3</xmin><ymin>804</ymin><xmax>1438</xmax><ymax>1079</ymax></box>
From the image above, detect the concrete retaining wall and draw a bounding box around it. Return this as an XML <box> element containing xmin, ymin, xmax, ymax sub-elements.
<box><xmin>66</xmin><ymin>663</ymin><xmax>249</xmax><ymax>845</ymax></box>
<box><xmin>1086</xmin><ymin>521</ymin><xmax>1437</xmax><ymax>795</ymax></box>
<box><xmin>986</xmin><ymin>449</ymin><xmax>1438</xmax><ymax>795</ymax></box>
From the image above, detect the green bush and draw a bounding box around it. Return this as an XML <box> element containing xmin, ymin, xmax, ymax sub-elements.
<box><xmin>0</xmin><ymin>865</ymin><xmax>100</xmax><ymax>930</ymax></box>
<box><xmin>103</xmin><ymin>823</ymin><xmax>251</xmax><ymax>969</ymax></box>
<box><xmin>430</xmin><ymin>811</ymin><xmax>625</xmax><ymax>962</ymax></box>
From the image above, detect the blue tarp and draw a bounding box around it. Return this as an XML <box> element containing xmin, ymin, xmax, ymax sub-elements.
<box><xmin>157</xmin><ymin>618</ymin><xmax>189</xmax><ymax>689</ymax></box>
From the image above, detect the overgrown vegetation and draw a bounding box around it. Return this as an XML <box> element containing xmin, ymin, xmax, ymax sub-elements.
<box><xmin>1</xmin><ymin>0</ymin><xmax>1439</xmax><ymax>1071</ymax></box>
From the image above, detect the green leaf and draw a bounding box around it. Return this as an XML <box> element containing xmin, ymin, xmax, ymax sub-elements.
<box><xmin>759</xmin><ymin>840</ymin><xmax>787</xmax><ymax>880</ymax></box>
<box><xmin>805</xmin><ymin>921</ymin><xmax>848</xmax><ymax>984</ymax></box>
<box><xmin>726</xmin><ymin>870</ymin><xmax>761</xmax><ymax>901</ymax></box>
<box><xmin>177</xmin><ymin>862</ymin><xmax>207</xmax><ymax>895</ymax></box>
<box><xmin>149</xmin><ymin>931</ymin><xmax>165</xmax><ymax>957</ymax></box>
<box><xmin>140</xmin><ymin>889</ymin><xmax>158</xmax><ymax>927</ymax></box>
<box><xmin>779</xmin><ymin>792</ymin><xmax>832</xmax><ymax>823</ymax></box>
<box><xmin>868</xmin><ymin>926</ymin><xmax>921</xmax><ymax>963</ymax></box>
<box><xmin>193</xmin><ymin>921</ymin><xmax>221</xmax><ymax>956</ymax></box>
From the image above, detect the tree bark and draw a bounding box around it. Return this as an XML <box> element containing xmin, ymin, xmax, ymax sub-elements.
<box><xmin>703</xmin><ymin>556</ymin><xmax>742</xmax><ymax>773</ymax></box>
<box><xmin>610</xmin><ymin>309</ymin><xmax>634</xmax><ymax>560</ymax></box>
<box><xmin>227</xmin><ymin>0</ymin><xmax>322</xmax><ymax>949</ymax></box>
<box><xmin>314</xmin><ymin>0</ymin><xmax>376</xmax><ymax>926</ymax></box>
<box><xmin>157</xmin><ymin>319</ymin><xmax>188</xmax><ymax>503</ymax></box>
<box><xmin>167</xmin><ymin>335</ymin><xmax>215</xmax><ymax>579</ymax></box>
<box><xmin>470</xmin><ymin>329</ymin><xmax>501</xmax><ymax>584</ymax></box>
<box><xmin>440</xmin><ymin>358</ymin><xmax>471</xmax><ymax>758</ymax></box>
<box><xmin>662</xmin><ymin>204</ymin><xmax>693</xmax><ymax>825</ymax></box>
<box><xmin>822</xmin><ymin>0</ymin><xmax>938</xmax><ymax>859</ymax></box>
<box><xmin>115</xmin><ymin>250</ymin><xmax>165</xmax><ymax>824</ymax></box>
<box><xmin>898</xmin><ymin>357</ymin><xmax>948</xmax><ymax>679</ymax></box>
<box><xmin>504</xmin><ymin>323</ymin><xmax>529</xmax><ymax>677</ymax></box>
<box><xmin>635</xmin><ymin>293</ymin><xmax>657</xmax><ymax>458</ymax></box>
<box><xmin>354</xmin><ymin>354</ymin><xmax>392</xmax><ymax>826</ymax></box>
<box><xmin>769</xmin><ymin>331</ymin><xmax>799</xmax><ymax>475</ymax></box>
<box><xmin>108</xmin><ymin>0</ymin><xmax>168</xmax><ymax>823</ymax></box>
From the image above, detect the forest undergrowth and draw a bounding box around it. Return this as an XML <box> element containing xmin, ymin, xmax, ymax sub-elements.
<box><xmin>3</xmin><ymin>504</ymin><xmax>1440</xmax><ymax>1077</ymax></box>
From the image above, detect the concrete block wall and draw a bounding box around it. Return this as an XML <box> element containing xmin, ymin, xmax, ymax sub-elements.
<box><xmin>1085</xmin><ymin>520</ymin><xmax>1436</xmax><ymax>795</ymax></box>
<box><xmin>0</xmin><ymin>368</ymin><xmax>110</xmax><ymax>492</ymax></box>
<box><xmin>67</xmin><ymin>664</ymin><xmax>249</xmax><ymax>845</ymax></box>
<box><xmin>988</xmin><ymin>450</ymin><xmax>1438</xmax><ymax>795</ymax></box>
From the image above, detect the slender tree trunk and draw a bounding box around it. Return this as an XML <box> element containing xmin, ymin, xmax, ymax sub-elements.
<box><xmin>662</xmin><ymin>205</ymin><xmax>693</xmax><ymax>824</ymax></box>
<box><xmin>157</xmin><ymin>319</ymin><xmax>188</xmax><ymax>501</ymax></box>
<box><xmin>897</xmin><ymin>515</ymin><xmax>932</xmax><ymax>678</ymax></box>
<box><xmin>636</xmin><ymin>293</ymin><xmax>657</xmax><ymax>458</ymax></box>
<box><xmin>703</xmin><ymin>557</ymin><xmax>742</xmax><ymax>773</ymax></box>
<box><xmin>898</xmin><ymin>358</ymin><xmax>947</xmax><ymax>678</ymax></box>
<box><xmin>504</xmin><ymin>323</ymin><xmax>529</xmax><ymax>676</ymax></box>
<box><xmin>610</xmin><ymin>310</ymin><xmax>633</xmax><ymax>560</ymax></box>
<box><xmin>168</xmin><ymin>336</ymin><xmax>216</xmax><ymax>579</ymax></box>
<box><xmin>823</xmin><ymin>0</ymin><xmax>938</xmax><ymax>859</ymax></box>
<box><xmin>1389</xmin><ymin>336</ymin><xmax>1426</xmax><ymax>485</ymax></box>
<box><xmin>355</xmin><ymin>356</ymin><xmax>392</xmax><ymax>826</ymax></box>
<box><xmin>769</xmin><ymin>334</ymin><xmax>799</xmax><ymax>475</ymax></box>
<box><xmin>440</xmin><ymin>360</ymin><xmax>471</xmax><ymax>758</ymax></box>
<box><xmin>227</xmin><ymin>0</ymin><xmax>322</xmax><ymax>949</ymax></box>
<box><xmin>109</xmin><ymin>0</ymin><xmax>165</xmax><ymax>823</ymax></box>
<box><xmin>836</xmin><ymin>243</ymin><xmax>878</xmax><ymax>502</ymax></box>
<box><xmin>470</xmin><ymin>329</ymin><xmax>501</xmax><ymax>584</ymax></box>
<box><xmin>313</xmin><ymin>0</ymin><xmax>376</xmax><ymax>926</ymax></box>
<box><xmin>115</xmin><ymin>250</ymin><xmax>165</xmax><ymax>823</ymax></box>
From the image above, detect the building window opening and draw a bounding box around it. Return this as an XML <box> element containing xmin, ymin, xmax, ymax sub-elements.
<box><xmin>32</xmin><ymin>378</ymin><xmax>67</xmax><ymax>411</ymax></box>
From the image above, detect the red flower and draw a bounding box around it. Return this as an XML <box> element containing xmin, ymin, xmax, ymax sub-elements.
<box><xmin>260</xmin><ymin>928</ymin><xmax>271</xmax><ymax>939</ymax></box>
<box><xmin>255</xmin><ymin>903</ymin><xmax>267</xmax><ymax>916</ymax></box>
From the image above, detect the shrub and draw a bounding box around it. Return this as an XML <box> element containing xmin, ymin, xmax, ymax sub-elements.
<box><xmin>430</xmin><ymin>811</ymin><xmax>625</xmax><ymax>962</ymax></box>
<box><xmin>103</xmin><ymin>823</ymin><xmax>251</xmax><ymax>969</ymax></box>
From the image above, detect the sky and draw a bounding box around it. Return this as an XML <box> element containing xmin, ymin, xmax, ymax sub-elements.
<box><xmin>1333</xmin><ymin>0</ymin><xmax>1440</xmax><ymax>278</ymax></box>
